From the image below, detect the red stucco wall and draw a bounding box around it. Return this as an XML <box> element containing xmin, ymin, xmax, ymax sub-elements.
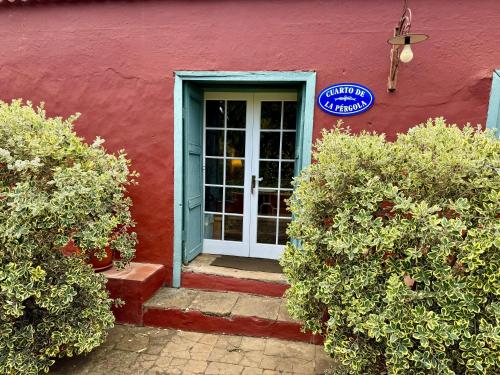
<box><xmin>2</xmin><ymin>0</ymin><xmax>500</xmax><ymax>283</ymax></box>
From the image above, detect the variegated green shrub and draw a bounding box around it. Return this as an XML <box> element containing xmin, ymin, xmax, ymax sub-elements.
<box><xmin>0</xmin><ymin>100</ymin><xmax>138</xmax><ymax>374</ymax></box>
<box><xmin>282</xmin><ymin>119</ymin><xmax>499</xmax><ymax>374</ymax></box>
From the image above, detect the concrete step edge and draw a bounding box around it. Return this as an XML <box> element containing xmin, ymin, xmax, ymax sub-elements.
<box><xmin>143</xmin><ymin>287</ymin><xmax>297</xmax><ymax>325</ymax></box>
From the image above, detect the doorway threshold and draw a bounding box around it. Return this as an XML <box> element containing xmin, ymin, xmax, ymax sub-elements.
<box><xmin>183</xmin><ymin>254</ymin><xmax>287</xmax><ymax>284</ymax></box>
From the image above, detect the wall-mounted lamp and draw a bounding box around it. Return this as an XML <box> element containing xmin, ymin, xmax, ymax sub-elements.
<box><xmin>387</xmin><ymin>1</ymin><xmax>429</xmax><ymax>92</ymax></box>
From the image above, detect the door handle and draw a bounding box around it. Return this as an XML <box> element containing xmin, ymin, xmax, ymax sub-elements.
<box><xmin>251</xmin><ymin>175</ymin><xmax>263</xmax><ymax>194</ymax></box>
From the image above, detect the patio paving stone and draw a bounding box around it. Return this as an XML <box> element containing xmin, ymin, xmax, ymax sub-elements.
<box><xmin>49</xmin><ymin>324</ymin><xmax>336</xmax><ymax>375</ymax></box>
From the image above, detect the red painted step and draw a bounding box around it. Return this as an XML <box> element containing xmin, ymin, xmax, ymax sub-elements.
<box><xmin>181</xmin><ymin>254</ymin><xmax>290</xmax><ymax>297</ymax></box>
<box><xmin>104</xmin><ymin>262</ymin><xmax>166</xmax><ymax>324</ymax></box>
<box><xmin>142</xmin><ymin>287</ymin><xmax>322</xmax><ymax>345</ymax></box>
<box><xmin>181</xmin><ymin>271</ymin><xmax>289</xmax><ymax>298</ymax></box>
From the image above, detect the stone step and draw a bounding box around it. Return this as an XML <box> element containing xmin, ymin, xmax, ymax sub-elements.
<box><xmin>182</xmin><ymin>254</ymin><xmax>289</xmax><ymax>297</ymax></box>
<box><xmin>143</xmin><ymin>288</ymin><xmax>322</xmax><ymax>344</ymax></box>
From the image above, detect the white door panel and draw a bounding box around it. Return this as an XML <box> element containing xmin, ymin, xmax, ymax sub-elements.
<box><xmin>249</xmin><ymin>93</ymin><xmax>297</xmax><ymax>259</ymax></box>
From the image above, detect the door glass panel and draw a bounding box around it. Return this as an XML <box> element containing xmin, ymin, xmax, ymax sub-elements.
<box><xmin>258</xmin><ymin>190</ymin><xmax>278</xmax><ymax>216</ymax></box>
<box><xmin>206</xmin><ymin>130</ymin><xmax>224</xmax><ymax>156</ymax></box>
<box><xmin>224</xmin><ymin>215</ymin><xmax>243</xmax><ymax>241</ymax></box>
<box><xmin>280</xmin><ymin>162</ymin><xmax>294</xmax><ymax>189</ymax></box>
<box><xmin>256</xmin><ymin>99</ymin><xmax>297</xmax><ymax>247</ymax></box>
<box><xmin>206</xmin><ymin>100</ymin><xmax>225</xmax><ymax>128</ymax></box>
<box><xmin>279</xmin><ymin>191</ymin><xmax>292</xmax><ymax>217</ymax></box>
<box><xmin>226</xmin><ymin>130</ymin><xmax>245</xmax><ymax>157</ymax></box>
<box><xmin>260</xmin><ymin>132</ymin><xmax>280</xmax><ymax>159</ymax></box>
<box><xmin>205</xmin><ymin>186</ymin><xmax>223</xmax><ymax>212</ymax></box>
<box><xmin>226</xmin><ymin>159</ymin><xmax>244</xmax><ymax>186</ymax></box>
<box><xmin>257</xmin><ymin>217</ymin><xmax>276</xmax><ymax>244</ymax></box>
<box><xmin>227</xmin><ymin>101</ymin><xmax>246</xmax><ymax>128</ymax></box>
<box><xmin>259</xmin><ymin>161</ymin><xmax>279</xmax><ymax>188</ymax></box>
<box><xmin>225</xmin><ymin>188</ymin><xmax>244</xmax><ymax>214</ymax></box>
<box><xmin>205</xmin><ymin>158</ymin><xmax>223</xmax><ymax>185</ymax></box>
<box><xmin>260</xmin><ymin>102</ymin><xmax>281</xmax><ymax>129</ymax></box>
<box><xmin>278</xmin><ymin>219</ymin><xmax>291</xmax><ymax>244</ymax></box>
<box><xmin>281</xmin><ymin>132</ymin><xmax>296</xmax><ymax>159</ymax></box>
<box><xmin>283</xmin><ymin>102</ymin><xmax>297</xmax><ymax>130</ymax></box>
<box><xmin>204</xmin><ymin>214</ymin><xmax>222</xmax><ymax>240</ymax></box>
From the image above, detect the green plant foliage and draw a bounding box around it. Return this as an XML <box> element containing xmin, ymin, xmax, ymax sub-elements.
<box><xmin>0</xmin><ymin>100</ymin><xmax>138</xmax><ymax>374</ymax></box>
<box><xmin>281</xmin><ymin>119</ymin><xmax>499</xmax><ymax>374</ymax></box>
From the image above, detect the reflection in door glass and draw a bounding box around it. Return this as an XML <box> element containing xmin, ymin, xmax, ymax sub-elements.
<box><xmin>260</xmin><ymin>102</ymin><xmax>281</xmax><ymax>129</ymax></box>
<box><xmin>224</xmin><ymin>215</ymin><xmax>243</xmax><ymax>241</ymax></box>
<box><xmin>204</xmin><ymin>214</ymin><xmax>222</xmax><ymax>240</ymax></box>
<box><xmin>283</xmin><ymin>102</ymin><xmax>297</xmax><ymax>130</ymax></box>
<box><xmin>260</xmin><ymin>132</ymin><xmax>280</xmax><ymax>159</ymax></box>
<box><xmin>258</xmin><ymin>190</ymin><xmax>278</xmax><ymax>216</ymax></box>
<box><xmin>205</xmin><ymin>186</ymin><xmax>223</xmax><ymax>212</ymax></box>
<box><xmin>226</xmin><ymin>159</ymin><xmax>244</xmax><ymax>186</ymax></box>
<box><xmin>227</xmin><ymin>101</ymin><xmax>246</xmax><ymax>128</ymax></box>
<box><xmin>279</xmin><ymin>191</ymin><xmax>292</xmax><ymax>217</ymax></box>
<box><xmin>205</xmin><ymin>130</ymin><xmax>224</xmax><ymax>156</ymax></box>
<box><xmin>257</xmin><ymin>217</ymin><xmax>277</xmax><ymax>244</ymax></box>
<box><xmin>205</xmin><ymin>158</ymin><xmax>223</xmax><ymax>185</ymax></box>
<box><xmin>225</xmin><ymin>188</ymin><xmax>244</xmax><ymax>214</ymax></box>
<box><xmin>281</xmin><ymin>132</ymin><xmax>296</xmax><ymax>159</ymax></box>
<box><xmin>259</xmin><ymin>161</ymin><xmax>279</xmax><ymax>188</ymax></box>
<box><xmin>278</xmin><ymin>219</ymin><xmax>291</xmax><ymax>244</ymax></box>
<box><xmin>206</xmin><ymin>100</ymin><xmax>225</xmax><ymax>127</ymax></box>
<box><xmin>280</xmin><ymin>162</ymin><xmax>295</xmax><ymax>189</ymax></box>
<box><xmin>226</xmin><ymin>130</ymin><xmax>246</xmax><ymax>157</ymax></box>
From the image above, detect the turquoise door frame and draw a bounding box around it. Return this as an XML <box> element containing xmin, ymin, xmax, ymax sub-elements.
<box><xmin>486</xmin><ymin>69</ymin><xmax>500</xmax><ymax>138</ymax></box>
<box><xmin>173</xmin><ymin>71</ymin><xmax>316</xmax><ymax>287</ymax></box>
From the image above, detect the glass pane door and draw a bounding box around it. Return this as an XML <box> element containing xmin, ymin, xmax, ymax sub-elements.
<box><xmin>249</xmin><ymin>93</ymin><xmax>298</xmax><ymax>259</ymax></box>
<box><xmin>202</xmin><ymin>93</ymin><xmax>254</xmax><ymax>256</ymax></box>
<box><xmin>202</xmin><ymin>92</ymin><xmax>297</xmax><ymax>259</ymax></box>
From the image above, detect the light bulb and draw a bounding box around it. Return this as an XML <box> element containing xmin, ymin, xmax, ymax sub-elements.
<box><xmin>400</xmin><ymin>44</ymin><xmax>414</xmax><ymax>63</ymax></box>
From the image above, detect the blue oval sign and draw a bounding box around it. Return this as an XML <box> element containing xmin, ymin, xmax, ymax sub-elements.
<box><xmin>317</xmin><ymin>83</ymin><xmax>375</xmax><ymax>116</ymax></box>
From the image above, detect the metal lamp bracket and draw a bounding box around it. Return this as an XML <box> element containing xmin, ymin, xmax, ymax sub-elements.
<box><xmin>387</xmin><ymin>1</ymin><xmax>429</xmax><ymax>92</ymax></box>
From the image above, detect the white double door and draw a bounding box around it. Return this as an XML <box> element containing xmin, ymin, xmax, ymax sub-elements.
<box><xmin>202</xmin><ymin>92</ymin><xmax>298</xmax><ymax>259</ymax></box>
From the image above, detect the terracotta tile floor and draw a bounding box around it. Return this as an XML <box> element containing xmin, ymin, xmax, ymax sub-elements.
<box><xmin>50</xmin><ymin>325</ymin><xmax>336</xmax><ymax>375</ymax></box>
